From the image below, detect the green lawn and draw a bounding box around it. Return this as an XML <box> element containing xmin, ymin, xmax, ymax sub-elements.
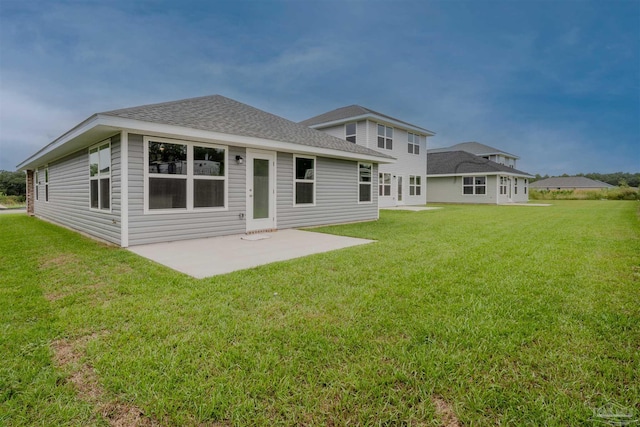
<box><xmin>1</xmin><ymin>201</ymin><xmax>639</xmax><ymax>426</ymax></box>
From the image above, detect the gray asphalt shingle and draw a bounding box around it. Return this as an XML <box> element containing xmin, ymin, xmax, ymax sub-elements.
<box><xmin>102</xmin><ymin>95</ymin><xmax>393</xmax><ymax>160</ymax></box>
<box><xmin>427</xmin><ymin>151</ymin><xmax>531</xmax><ymax>176</ymax></box>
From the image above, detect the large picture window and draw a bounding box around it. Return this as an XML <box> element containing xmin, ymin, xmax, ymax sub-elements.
<box><xmin>89</xmin><ymin>141</ymin><xmax>110</xmax><ymax>210</ymax></box>
<box><xmin>358</xmin><ymin>163</ymin><xmax>372</xmax><ymax>203</ymax></box>
<box><xmin>379</xmin><ymin>172</ymin><xmax>391</xmax><ymax>196</ymax></box>
<box><xmin>294</xmin><ymin>156</ymin><xmax>315</xmax><ymax>205</ymax></box>
<box><xmin>377</xmin><ymin>124</ymin><xmax>393</xmax><ymax>150</ymax></box>
<box><xmin>145</xmin><ymin>137</ymin><xmax>227</xmax><ymax>212</ymax></box>
<box><xmin>409</xmin><ymin>175</ymin><xmax>421</xmax><ymax>196</ymax></box>
<box><xmin>463</xmin><ymin>176</ymin><xmax>486</xmax><ymax>195</ymax></box>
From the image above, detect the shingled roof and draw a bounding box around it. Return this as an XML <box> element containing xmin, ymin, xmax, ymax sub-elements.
<box><xmin>427</xmin><ymin>151</ymin><xmax>532</xmax><ymax>176</ymax></box>
<box><xmin>299</xmin><ymin>105</ymin><xmax>434</xmax><ymax>135</ymax></box>
<box><xmin>529</xmin><ymin>176</ymin><xmax>614</xmax><ymax>189</ymax></box>
<box><xmin>428</xmin><ymin>141</ymin><xmax>519</xmax><ymax>159</ymax></box>
<box><xmin>102</xmin><ymin>95</ymin><xmax>393</xmax><ymax>160</ymax></box>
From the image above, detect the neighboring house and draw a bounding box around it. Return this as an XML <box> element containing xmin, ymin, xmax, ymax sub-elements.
<box><xmin>426</xmin><ymin>151</ymin><xmax>533</xmax><ymax>204</ymax></box>
<box><xmin>530</xmin><ymin>176</ymin><xmax>615</xmax><ymax>191</ymax></box>
<box><xmin>17</xmin><ymin>95</ymin><xmax>393</xmax><ymax>247</ymax></box>
<box><xmin>300</xmin><ymin>105</ymin><xmax>435</xmax><ymax>207</ymax></box>
<box><xmin>429</xmin><ymin>141</ymin><xmax>520</xmax><ymax>168</ymax></box>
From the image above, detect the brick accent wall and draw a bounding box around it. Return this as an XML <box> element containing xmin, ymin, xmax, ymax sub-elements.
<box><xmin>26</xmin><ymin>170</ymin><xmax>34</xmax><ymax>216</ymax></box>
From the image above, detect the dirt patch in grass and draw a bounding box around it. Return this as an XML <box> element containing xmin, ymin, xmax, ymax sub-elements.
<box><xmin>52</xmin><ymin>332</ymin><xmax>161</xmax><ymax>426</ymax></box>
<box><xmin>431</xmin><ymin>395</ymin><xmax>461</xmax><ymax>427</ymax></box>
<box><xmin>40</xmin><ymin>253</ymin><xmax>82</xmax><ymax>270</ymax></box>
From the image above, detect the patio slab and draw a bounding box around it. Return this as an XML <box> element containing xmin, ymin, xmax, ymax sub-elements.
<box><xmin>128</xmin><ymin>229</ymin><xmax>375</xmax><ymax>278</ymax></box>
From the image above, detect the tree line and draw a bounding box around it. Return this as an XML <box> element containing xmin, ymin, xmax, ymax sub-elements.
<box><xmin>532</xmin><ymin>172</ymin><xmax>640</xmax><ymax>188</ymax></box>
<box><xmin>0</xmin><ymin>170</ymin><xmax>26</xmax><ymax>196</ymax></box>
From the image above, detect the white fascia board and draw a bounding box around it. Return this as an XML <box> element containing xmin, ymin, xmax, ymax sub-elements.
<box><xmin>427</xmin><ymin>171</ymin><xmax>534</xmax><ymax>178</ymax></box>
<box><xmin>308</xmin><ymin>114</ymin><xmax>436</xmax><ymax>136</ymax></box>
<box><xmin>16</xmin><ymin>114</ymin><xmax>102</xmax><ymax>170</ymax></box>
<box><xmin>107</xmin><ymin>116</ymin><xmax>396</xmax><ymax>164</ymax></box>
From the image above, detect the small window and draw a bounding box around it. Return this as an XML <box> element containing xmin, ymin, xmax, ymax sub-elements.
<box><xmin>409</xmin><ymin>175</ymin><xmax>422</xmax><ymax>196</ymax></box>
<box><xmin>524</xmin><ymin>179</ymin><xmax>528</xmax><ymax>194</ymax></box>
<box><xmin>358</xmin><ymin>163</ymin><xmax>372</xmax><ymax>203</ymax></box>
<box><xmin>44</xmin><ymin>166</ymin><xmax>49</xmax><ymax>202</ymax></box>
<box><xmin>345</xmin><ymin>123</ymin><xmax>357</xmax><ymax>143</ymax></box>
<box><xmin>463</xmin><ymin>176</ymin><xmax>486</xmax><ymax>195</ymax></box>
<box><xmin>294</xmin><ymin>156</ymin><xmax>315</xmax><ymax>205</ymax></box>
<box><xmin>34</xmin><ymin>170</ymin><xmax>39</xmax><ymax>201</ymax></box>
<box><xmin>379</xmin><ymin>172</ymin><xmax>391</xmax><ymax>196</ymax></box>
<box><xmin>89</xmin><ymin>142</ymin><xmax>111</xmax><ymax>210</ymax></box>
<box><xmin>377</xmin><ymin>124</ymin><xmax>393</xmax><ymax>150</ymax></box>
<box><xmin>408</xmin><ymin>133</ymin><xmax>420</xmax><ymax>154</ymax></box>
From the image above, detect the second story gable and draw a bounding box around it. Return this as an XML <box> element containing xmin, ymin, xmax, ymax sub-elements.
<box><xmin>299</xmin><ymin>105</ymin><xmax>436</xmax><ymax>161</ymax></box>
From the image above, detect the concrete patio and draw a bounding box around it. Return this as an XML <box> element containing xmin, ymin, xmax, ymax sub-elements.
<box><xmin>128</xmin><ymin>229</ymin><xmax>375</xmax><ymax>278</ymax></box>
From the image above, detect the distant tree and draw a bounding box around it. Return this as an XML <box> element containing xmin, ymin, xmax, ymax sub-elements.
<box><xmin>0</xmin><ymin>170</ymin><xmax>26</xmax><ymax>196</ymax></box>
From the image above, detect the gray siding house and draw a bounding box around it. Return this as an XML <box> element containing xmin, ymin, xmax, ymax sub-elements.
<box><xmin>426</xmin><ymin>151</ymin><xmax>533</xmax><ymax>204</ymax></box>
<box><xmin>18</xmin><ymin>95</ymin><xmax>393</xmax><ymax>247</ymax></box>
<box><xmin>300</xmin><ymin>106</ymin><xmax>435</xmax><ymax>208</ymax></box>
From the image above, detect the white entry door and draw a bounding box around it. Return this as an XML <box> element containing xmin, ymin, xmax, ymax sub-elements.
<box><xmin>246</xmin><ymin>150</ymin><xmax>276</xmax><ymax>232</ymax></box>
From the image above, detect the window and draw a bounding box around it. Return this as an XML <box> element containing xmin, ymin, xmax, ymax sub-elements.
<box><xmin>345</xmin><ymin>123</ymin><xmax>357</xmax><ymax>143</ymax></box>
<box><xmin>500</xmin><ymin>177</ymin><xmax>507</xmax><ymax>195</ymax></box>
<box><xmin>145</xmin><ymin>137</ymin><xmax>227</xmax><ymax>212</ymax></box>
<box><xmin>377</xmin><ymin>124</ymin><xmax>393</xmax><ymax>150</ymax></box>
<box><xmin>463</xmin><ymin>176</ymin><xmax>486</xmax><ymax>195</ymax></box>
<box><xmin>514</xmin><ymin>178</ymin><xmax>518</xmax><ymax>195</ymax></box>
<box><xmin>409</xmin><ymin>175</ymin><xmax>422</xmax><ymax>196</ymax></box>
<box><xmin>35</xmin><ymin>170</ymin><xmax>39</xmax><ymax>201</ymax></box>
<box><xmin>524</xmin><ymin>179</ymin><xmax>528</xmax><ymax>194</ymax></box>
<box><xmin>379</xmin><ymin>172</ymin><xmax>391</xmax><ymax>196</ymax></box>
<box><xmin>358</xmin><ymin>163</ymin><xmax>372</xmax><ymax>202</ymax></box>
<box><xmin>44</xmin><ymin>166</ymin><xmax>49</xmax><ymax>202</ymax></box>
<box><xmin>294</xmin><ymin>156</ymin><xmax>315</xmax><ymax>205</ymax></box>
<box><xmin>89</xmin><ymin>141</ymin><xmax>111</xmax><ymax>210</ymax></box>
<box><xmin>408</xmin><ymin>133</ymin><xmax>420</xmax><ymax>154</ymax></box>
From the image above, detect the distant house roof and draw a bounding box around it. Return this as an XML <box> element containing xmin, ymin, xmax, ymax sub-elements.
<box><xmin>529</xmin><ymin>176</ymin><xmax>615</xmax><ymax>189</ymax></box>
<box><xmin>427</xmin><ymin>151</ymin><xmax>532</xmax><ymax>177</ymax></box>
<box><xmin>299</xmin><ymin>105</ymin><xmax>435</xmax><ymax>135</ymax></box>
<box><xmin>428</xmin><ymin>141</ymin><xmax>519</xmax><ymax>159</ymax></box>
<box><xmin>18</xmin><ymin>95</ymin><xmax>393</xmax><ymax>170</ymax></box>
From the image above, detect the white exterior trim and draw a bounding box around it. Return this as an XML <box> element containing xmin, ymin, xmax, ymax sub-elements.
<box><xmin>120</xmin><ymin>131</ymin><xmax>129</xmax><ymax>247</ymax></box>
<box><xmin>143</xmin><ymin>136</ymin><xmax>229</xmax><ymax>215</ymax></box>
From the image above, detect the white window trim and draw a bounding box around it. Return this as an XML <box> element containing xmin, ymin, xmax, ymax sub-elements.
<box><xmin>293</xmin><ymin>154</ymin><xmax>316</xmax><ymax>206</ymax></box>
<box><xmin>357</xmin><ymin>162</ymin><xmax>373</xmax><ymax>204</ymax></box>
<box><xmin>408</xmin><ymin>133</ymin><xmax>420</xmax><ymax>155</ymax></box>
<box><xmin>143</xmin><ymin>136</ymin><xmax>229</xmax><ymax>214</ymax></box>
<box><xmin>462</xmin><ymin>176</ymin><xmax>487</xmax><ymax>195</ymax></box>
<box><xmin>345</xmin><ymin>122</ymin><xmax>357</xmax><ymax>144</ymax></box>
<box><xmin>44</xmin><ymin>165</ymin><xmax>49</xmax><ymax>203</ymax></box>
<box><xmin>88</xmin><ymin>139</ymin><xmax>112</xmax><ymax>212</ymax></box>
<box><xmin>34</xmin><ymin>170</ymin><xmax>39</xmax><ymax>201</ymax></box>
<box><xmin>377</xmin><ymin>124</ymin><xmax>393</xmax><ymax>150</ymax></box>
<box><xmin>379</xmin><ymin>172</ymin><xmax>391</xmax><ymax>197</ymax></box>
<box><xmin>409</xmin><ymin>175</ymin><xmax>422</xmax><ymax>196</ymax></box>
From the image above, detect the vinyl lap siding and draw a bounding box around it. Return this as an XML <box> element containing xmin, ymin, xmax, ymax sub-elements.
<box><xmin>33</xmin><ymin>135</ymin><xmax>121</xmax><ymax>244</ymax></box>
<box><xmin>277</xmin><ymin>153</ymin><xmax>378</xmax><ymax>229</ymax></box>
<box><xmin>126</xmin><ymin>134</ymin><xmax>247</xmax><ymax>246</ymax></box>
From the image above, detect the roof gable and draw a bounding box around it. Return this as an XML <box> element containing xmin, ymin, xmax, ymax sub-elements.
<box><xmin>299</xmin><ymin>104</ymin><xmax>434</xmax><ymax>135</ymax></box>
<box><xmin>427</xmin><ymin>151</ymin><xmax>532</xmax><ymax>176</ymax></box>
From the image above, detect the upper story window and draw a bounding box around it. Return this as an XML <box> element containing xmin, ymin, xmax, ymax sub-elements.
<box><xmin>408</xmin><ymin>133</ymin><xmax>420</xmax><ymax>154</ymax></box>
<box><xmin>89</xmin><ymin>141</ymin><xmax>111</xmax><ymax>210</ymax></box>
<box><xmin>345</xmin><ymin>123</ymin><xmax>357</xmax><ymax>143</ymax></box>
<box><xmin>377</xmin><ymin>124</ymin><xmax>393</xmax><ymax>150</ymax></box>
<box><xmin>294</xmin><ymin>156</ymin><xmax>315</xmax><ymax>205</ymax></box>
<box><xmin>463</xmin><ymin>176</ymin><xmax>486</xmax><ymax>195</ymax></box>
<box><xmin>145</xmin><ymin>137</ymin><xmax>227</xmax><ymax>212</ymax></box>
<box><xmin>358</xmin><ymin>163</ymin><xmax>372</xmax><ymax>203</ymax></box>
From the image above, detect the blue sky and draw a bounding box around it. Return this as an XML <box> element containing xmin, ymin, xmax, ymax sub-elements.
<box><xmin>1</xmin><ymin>0</ymin><xmax>638</xmax><ymax>175</ymax></box>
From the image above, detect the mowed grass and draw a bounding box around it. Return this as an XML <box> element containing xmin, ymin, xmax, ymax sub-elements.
<box><xmin>1</xmin><ymin>201</ymin><xmax>638</xmax><ymax>426</ymax></box>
